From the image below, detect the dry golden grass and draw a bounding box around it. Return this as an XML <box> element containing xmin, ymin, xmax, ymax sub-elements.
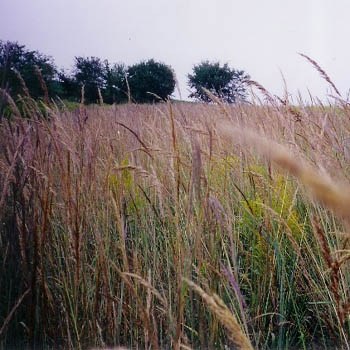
<box><xmin>1</xmin><ymin>97</ymin><xmax>350</xmax><ymax>349</ymax></box>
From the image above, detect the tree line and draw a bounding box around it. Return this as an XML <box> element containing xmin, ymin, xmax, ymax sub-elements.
<box><xmin>0</xmin><ymin>40</ymin><xmax>250</xmax><ymax>106</ymax></box>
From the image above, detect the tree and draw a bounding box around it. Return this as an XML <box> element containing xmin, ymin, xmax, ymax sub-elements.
<box><xmin>103</xmin><ymin>62</ymin><xmax>128</xmax><ymax>104</ymax></box>
<box><xmin>57</xmin><ymin>69</ymin><xmax>80</xmax><ymax>101</ymax></box>
<box><xmin>63</xmin><ymin>58</ymin><xmax>127</xmax><ymax>104</ymax></box>
<box><xmin>0</xmin><ymin>40</ymin><xmax>58</xmax><ymax>100</ymax></box>
<box><xmin>187</xmin><ymin>61</ymin><xmax>249</xmax><ymax>103</ymax></box>
<box><xmin>73</xmin><ymin>56</ymin><xmax>105</xmax><ymax>104</ymax></box>
<box><xmin>127</xmin><ymin>59</ymin><xmax>175</xmax><ymax>103</ymax></box>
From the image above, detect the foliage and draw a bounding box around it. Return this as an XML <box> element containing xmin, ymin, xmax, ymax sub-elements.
<box><xmin>1</xmin><ymin>40</ymin><xmax>253</xmax><ymax>107</ymax></box>
<box><xmin>127</xmin><ymin>59</ymin><xmax>175</xmax><ymax>103</ymax></box>
<box><xmin>73</xmin><ymin>56</ymin><xmax>105</xmax><ymax>104</ymax></box>
<box><xmin>103</xmin><ymin>62</ymin><xmax>128</xmax><ymax>104</ymax></box>
<box><xmin>57</xmin><ymin>70</ymin><xmax>80</xmax><ymax>101</ymax></box>
<box><xmin>188</xmin><ymin>61</ymin><xmax>249</xmax><ymax>103</ymax></box>
<box><xmin>0</xmin><ymin>40</ymin><xmax>58</xmax><ymax>100</ymax></box>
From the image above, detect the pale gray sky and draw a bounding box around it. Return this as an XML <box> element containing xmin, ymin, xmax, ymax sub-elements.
<box><xmin>1</xmin><ymin>0</ymin><xmax>350</xmax><ymax>101</ymax></box>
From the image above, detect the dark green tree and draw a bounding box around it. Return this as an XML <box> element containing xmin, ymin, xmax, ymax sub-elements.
<box><xmin>103</xmin><ymin>62</ymin><xmax>128</xmax><ymax>104</ymax></box>
<box><xmin>57</xmin><ymin>70</ymin><xmax>80</xmax><ymax>101</ymax></box>
<box><xmin>0</xmin><ymin>40</ymin><xmax>58</xmax><ymax>100</ymax></box>
<box><xmin>73</xmin><ymin>56</ymin><xmax>105</xmax><ymax>104</ymax></box>
<box><xmin>127</xmin><ymin>59</ymin><xmax>175</xmax><ymax>103</ymax></box>
<box><xmin>188</xmin><ymin>61</ymin><xmax>249</xmax><ymax>103</ymax></box>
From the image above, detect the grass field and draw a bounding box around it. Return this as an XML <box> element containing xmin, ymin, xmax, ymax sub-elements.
<box><xmin>1</xmin><ymin>93</ymin><xmax>350</xmax><ymax>349</ymax></box>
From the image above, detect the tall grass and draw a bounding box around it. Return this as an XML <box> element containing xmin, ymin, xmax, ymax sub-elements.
<box><xmin>1</xmin><ymin>92</ymin><xmax>350</xmax><ymax>349</ymax></box>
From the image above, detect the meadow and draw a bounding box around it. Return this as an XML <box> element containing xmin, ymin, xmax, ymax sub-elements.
<box><xmin>1</xmin><ymin>89</ymin><xmax>350</xmax><ymax>349</ymax></box>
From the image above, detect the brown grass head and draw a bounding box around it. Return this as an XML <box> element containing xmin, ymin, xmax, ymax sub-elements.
<box><xmin>299</xmin><ymin>53</ymin><xmax>341</xmax><ymax>96</ymax></box>
<box><xmin>183</xmin><ymin>278</ymin><xmax>253</xmax><ymax>350</ymax></box>
<box><xmin>34</xmin><ymin>65</ymin><xmax>50</xmax><ymax>104</ymax></box>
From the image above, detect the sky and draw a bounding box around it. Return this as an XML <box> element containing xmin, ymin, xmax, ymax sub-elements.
<box><xmin>1</xmin><ymin>0</ymin><xmax>350</xmax><ymax>102</ymax></box>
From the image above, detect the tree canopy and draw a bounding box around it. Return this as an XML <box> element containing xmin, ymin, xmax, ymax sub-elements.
<box><xmin>73</xmin><ymin>56</ymin><xmax>105</xmax><ymax>104</ymax></box>
<box><xmin>0</xmin><ymin>40</ymin><xmax>58</xmax><ymax>100</ymax></box>
<box><xmin>103</xmin><ymin>62</ymin><xmax>128</xmax><ymax>104</ymax></box>
<box><xmin>1</xmin><ymin>40</ymin><xmax>252</xmax><ymax>108</ymax></box>
<box><xmin>127</xmin><ymin>59</ymin><xmax>175</xmax><ymax>103</ymax></box>
<box><xmin>188</xmin><ymin>61</ymin><xmax>249</xmax><ymax>103</ymax></box>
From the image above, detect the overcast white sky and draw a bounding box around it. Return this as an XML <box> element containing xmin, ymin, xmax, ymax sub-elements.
<box><xmin>1</xmin><ymin>0</ymin><xmax>350</xmax><ymax>101</ymax></box>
